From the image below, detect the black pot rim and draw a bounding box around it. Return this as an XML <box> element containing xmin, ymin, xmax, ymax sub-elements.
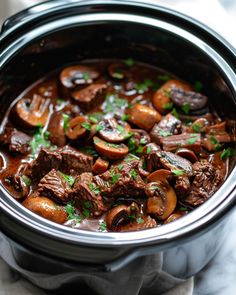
<box><xmin>0</xmin><ymin>0</ymin><xmax>236</xmax><ymax>248</ymax></box>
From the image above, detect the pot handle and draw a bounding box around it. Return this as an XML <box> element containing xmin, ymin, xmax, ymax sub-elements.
<box><xmin>1</xmin><ymin>0</ymin><xmax>70</xmax><ymax>34</ymax></box>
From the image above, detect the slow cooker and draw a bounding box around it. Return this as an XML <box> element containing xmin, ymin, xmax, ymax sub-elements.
<box><xmin>0</xmin><ymin>0</ymin><xmax>235</xmax><ymax>292</ymax></box>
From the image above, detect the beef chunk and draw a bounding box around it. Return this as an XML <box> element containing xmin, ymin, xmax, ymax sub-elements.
<box><xmin>59</xmin><ymin>146</ymin><xmax>93</xmax><ymax>175</ymax></box>
<box><xmin>0</xmin><ymin>127</ymin><xmax>31</xmax><ymax>154</ymax></box>
<box><xmin>95</xmin><ymin>160</ymin><xmax>146</xmax><ymax>198</ymax></box>
<box><xmin>30</xmin><ymin>148</ymin><xmax>62</xmax><ymax>182</ymax></box>
<box><xmin>184</xmin><ymin>160</ymin><xmax>223</xmax><ymax>206</ymax></box>
<box><xmin>174</xmin><ymin>176</ymin><xmax>190</xmax><ymax>197</ymax></box>
<box><xmin>71</xmin><ymin>83</ymin><xmax>107</xmax><ymax>111</ymax></box>
<box><xmin>38</xmin><ymin>169</ymin><xmax>71</xmax><ymax>203</ymax></box>
<box><xmin>150</xmin><ymin>114</ymin><xmax>181</xmax><ymax>145</ymax></box>
<box><xmin>72</xmin><ymin>172</ymin><xmax>108</xmax><ymax>216</ymax></box>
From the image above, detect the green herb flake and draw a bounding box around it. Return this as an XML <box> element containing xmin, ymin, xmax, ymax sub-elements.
<box><xmin>103</xmin><ymin>93</ymin><xmax>128</xmax><ymax>114</ymax></box>
<box><xmin>123</xmin><ymin>58</ymin><xmax>135</xmax><ymax>67</ymax></box>
<box><xmin>111</xmin><ymin>173</ymin><xmax>120</xmax><ymax>184</ymax></box>
<box><xmin>186</xmin><ymin>135</ymin><xmax>198</xmax><ymax>145</ymax></box>
<box><xmin>22</xmin><ymin>175</ymin><xmax>32</xmax><ymax>186</ymax></box>
<box><xmin>150</xmin><ymin>185</ymin><xmax>160</xmax><ymax>191</ymax></box>
<box><xmin>146</xmin><ymin>146</ymin><xmax>152</xmax><ymax>154</ymax></box>
<box><xmin>194</xmin><ymin>81</ymin><xmax>203</xmax><ymax>92</ymax></box>
<box><xmin>128</xmin><ymin>137</ymin><xmax>136</xmax><ymax>151</ymax></box>
<box><xmin>192</xmin><ymin>123</ymin><xmax>202</xmax><ymax>132</ymax></box>
<box><xmin>117</xmin><ymin>125</ymin><xmax>126</xmax><ymax>134</ymax></box>
<box><xmin>210</xmin><ymin>135</ymin><xmax>218</xmax><ymax>145</ymax></box>
<box><xmin>95</xmin><ymin>124</ymin><xmax>104</xmax><ymax>132</ymax></box>
<box><xmin>137</xmin><ymin>217</ymin><xmax>144</xmax><ymax>224</ymax></box>
<box><xmin>62</xmin><ymin>113</ymin><xmax>70</xmax><ymax>132</ymax></box>
<box><xmin>81</xmin><ymin>122</ymin><xmax>92</xmax><ymax>131</ymax></box>
<box><xmin>179</xmin><ymin>206</ymin><xmax>188</xmax><ymax>211</ymax></box>
<box><xmin>99</xmin><ymin>221</ymin><xmax>107</xmax><ymax>232</ymax></box>
<box><xmin>29</xmin><ymin>126</ymin><xmax>52</xmax><ymax>157</ymax></box>
<box><xmin>65</xmin><ymin>202</ymin><xmax>81</xmax><ymax>223</ymax></box>
<box><xmin>220</xmin><ymin>147</ymin><xmax>234</xmax><ymax>160</ymax></box>
<box><xmin>172</xmin><ymin>169</ymin><xmax>185</xmax><ymax>176</ymax></box>
<box><xmin>88</xmin><ymin>113</ymin><xmax>103</xmax><ymax>123</ymax></box>
<box><xmin>117</xmin><ymin>164</ymin><xmax>123</xmax><ymax>171</ymax></box>
<box><xmin>140</xmin><ymin>138</ymin><xmax>147</xmax><ymax>145</ymax></box>
<box><xmin>130</xmin><ymin>169</ymin><xmax>137</xmax><ymax>180</ymax></box>
<box><xmin>59</xmin><ymin>172</ymin><xmax>75</xmax><ymax>187</ymax></box>
<box><xmin>135</xmin><ymin>145</ymin><xmax>144</xmax><ymax>153</ymax></box>
<box><xmin>82</xmin><ymin>72</ymin><xmax>90</xmax><ymax>81</ymax></box>
<box><xmin>135</xmin><ymin>79</ymin><xmax>155</xmax><ymax>93</ymax></box>
<box><xmin>158</xmin><ymin>74</ymin><xmax>171</xmax><ymax>82</ymax></box>
<box><xmin>121</xmin><ymin>114</ymin><xmax>129</xmax><ymax>121</ymax></box>
<box><xmin>163</xmin><ymin>102</ymin><xmax>174</xmax><ymax>110</ymax></box>
<box><xmin>159</xmin><ymin>130</ymin><xmax>172</xmax><ymax>137</ymax></box>
<box><xmin>181</xmin><ymin>103</ymin><xmax>190</xmax><ymax>115</ymax></box>
<box><xmin>163</xmin><ymin>89</ymin><xmax>172</xmax><ymax>98</ymax></box>
<box><xmin>171</xmin><ymin>108</ymin><xmax>179</xmax><ymax>118</ymax></box>
<box><xmin>83</xmin><ymin>209</ymin><xmax>91</xmax><ymax>218</ymax></box>
<box><xmin>89</xmin><ymin>182</ymin><xmax>100</xmax><ymax>195</ymax></box>
<box><xmin>128</xmin><ymin>213</ymin><xmax>136</xmax><ymax>220</ymax></box>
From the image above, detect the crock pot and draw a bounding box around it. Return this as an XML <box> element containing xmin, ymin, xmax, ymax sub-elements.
<box><xmin>0</xmin><ymin>0</ymin><xmax>235</xmax><ymax>291</ymax></box>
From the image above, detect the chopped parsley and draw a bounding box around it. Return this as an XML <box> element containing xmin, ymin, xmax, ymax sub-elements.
<box><xmin>171</xmin><ymin>108</ymin><xmax>179</xmax><ymax>118</ymax></box>
<box><xmin>159</xmin><ymin>130</ymin><xmax>172</xmax><ymax>137</ymax></box>
<box><xmin>172</xmin><ymin>169</ymin><xmax>184</xmax><ymax>176</ymax></box>
<box><xmin>123</xmin><ymin>58</ymin><xmax>135</xmax><ymax>67</ymax></box>
<box><xmin>146</xmin><ymin>146</ymin><xmax>152</xmax><ymax>154</ymax></box>
<box><xmin>59</xmin><ymin>172</ymin><xmax>75</xmax><ymax>187</ymax></box>
<box><xmin>111</xmin><ymin>173</ymin><xmax>120</xmax><ymax>184</ymax></box>
<box><xmin>88</xmin><ymin>113</ymin><xmax>103</xmax><ymax>123</ymax></box>
<box><xmin>135</xmin><ymin>79</ymin><xmax>157</xmax><ymax>93</ymax></box>
<box><xmin>22</xmin><ymin>175</ymin><xmax>31</xmax><ymax>186</ymax></box>
<box><xmin>137</xmin><ymin>217</ymin><xmax>144</xmax><ymax>224</ymax></box>
<box><xmin>163</xmin><ymin>102</ymin><xmax>174</xmax><ymax>110</ymax></box>
<box><xmin>65</xmin><ymin>202</ymin><xmax>81</xmax><ymax>223</ymax></box>
<box><xmin>103</xmin><ymin>93</ymin><xmax>128</xmax><ymax>114</ymax></box>
<box><xmin>163</xmin><ymin>89</ymin><xmax>172</xmax><ymax>98</ymax></box>
<box><xmin>29</xmin><ymin>126</ymin><xmax>52</xmax><ymax>157</ymax></box>
<box><xmin>140</xmin><ymin>138</ymin><xmax>147</xmax><ymax>145</ymax></box>
<box><xmin>121</xmin><ymin>114</ymin><xmax>129</xmax><ymax>121</ymax></box>
<box><xmin>99</xmin><ymin>221</ymin><xmax>107</xmax><ymax>232</ymax></box>
<box><xmin>89</xmin><ymin>182</ymin><xmax>100</xmax><ymax>195</ymax></box>
<box><xmin>95</xmin><ymin>124</ymin><xmax>104</xmax><ymax>132</ymax></box>
<box><xmin>181</xmin><ymin>103</ymin><xmax>190</xmax><ymax>114</ymax></box>
<box><xmin>62</xmin><ymin>113</ymin><xmax>70</xmax><ymax>132</ymax></box>
<box><xmin>157</xmin><ymin>74</ymin><xmax>171</xmax><ymax>82</ymax></box>
<box><xmin>117</xmin><ymin>164</ymin><xmax>123</xmax><ymax>171</ymax></box>
<box><xmin>130</xmin><ymin>169</ymin><xmax>137</xmax><ymax>180</ymax></box>
<box><xmin>220</xmin><ymin>147</ymin><xmax>234</xmax><ymax>160</ymax></box>
<box><xmin>128</xmin><ymin>137</ymin><xmax>136</xmax><ymax>151</ymax></box>
<box><xmin>83</xmin><ymin>201</ymin><xmax>92</xmax><ymax>209</ymax></box>
<box><xmin>194</xmin><ymin>81</ymin><xmax>203</xmax><ymax>92</ymax></box>
<box><xmin>83</xmin><ymin>209</ymin><xmax>91</xmax><ymax>218</ymax></box>
<box><xmin>135</xmin><ymin>145</ymin><xmax>144</xmax><ymax>153</ymax></box>
<box><xmin>117</xmin><ymin>125</ymin><xmax>126</xmax><ymax>134</ymax></box>
<box><xmin>179</xmin><ymin>206</ymin><xmax>188</xmax><ymax>211</ymax></box>
<box><xmin>82</xmin><ymin>72</ymin><xmax>90</xmax><ymax>81</ymax></box>
<box><xmin>186</xmin><ymin>135</ymin><xmax>198</xmax><ymax>145</ymax></box>
<box><xmin>210</xmin><ymin>135</ymin><xmax>221</xmax><ymax>151</ymax></box>
<box><xmin>191</xmin><ymin>123</ymin><xmax>202</xmax><ymax>132</ymax></box>
<box><xmin>81</xmin><ymin>122</ymin><xmax>92</xmax><ymax>131</ymax></box>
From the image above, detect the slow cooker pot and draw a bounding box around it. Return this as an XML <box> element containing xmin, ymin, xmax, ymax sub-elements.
<box><xmin>0</xmin><ymin>0</ymin><xmax>235</xmax><ymax>291</ymax></box>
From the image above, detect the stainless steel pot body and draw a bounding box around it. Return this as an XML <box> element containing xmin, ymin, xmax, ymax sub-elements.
<box><xmin>0</xmin><ymin>0</ymin><xmax>235</xmax><ymax>290</ymax></box>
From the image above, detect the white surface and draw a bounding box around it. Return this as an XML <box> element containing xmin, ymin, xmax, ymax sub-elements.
<box><xmin>0</xmin><ymin>0</ymin><xmax>235</xmax><ymax>295</ymax></box>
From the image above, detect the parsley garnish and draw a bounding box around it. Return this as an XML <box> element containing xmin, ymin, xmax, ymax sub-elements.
<box><xmin>186</xmin><ymin>135</ymin><xmax>198</xmax><ymax>145</ymax></box>
<box><xmin>29</xmin><ymin>126</ymin><xmax>52</xmax><ymax>157</ymax></box>
<box><xmin>220</xmin><ymin>147</ymin><xmax>234</xmax><ymax>160</ymax></box>
<box><xmin>83</xmin><ymin>201</ymin><xmax>92</xmax><ymax>209</ymax></box>
<box><xmin>158</xmin><ymin>74</ymin><xmax>171</xmax><ymax>82</ymax></box>
<box><xmin>171</xmin><ymin>108</ymin><xmax>179</xmax><ymax>118</ymax></box>
<box><xmin>89</xmin><ymin>182</ymin><xmax>100</xmax><ymax>194</ymax></box>
<box><xmin>95</xmin><ymin>124</ymin><xmax>104</xmax><ymax>132</ymax></box>
<box><xmin>163</xmin><ymin>89</ymin><xmax>172</xmax><ymax>97</ymax></box>
<box><xmin>135</xmin><ymin>79</ymin><xmax>156</xmax><ymax>93</ymax></box>
<box><xmin>130</xmin><ymin>169</ymin><xmax>137</xmax><ymax>180</ymax></box>
<box><xmin>81</xmin><ymin>122</ymin><xmax>92</xmax><ymax>131</ymax></box>
<box><xmin>111</xmin><ymin>173</ymin><xmax>120</xmax><ymax>184</ymax></box>
<box><xmin>181</xmin><ymin>103</ymin><xmax>190</xmax><ymax>114</ymax></box>
<box><xmin>65</xmin><ymin>202</ymin><xmax>81</xmax><ymax>223</ymax></box>
<box><xmin>22</xmin><ymin>175</ymin><xmax>31</xmax><ymax>186</ymax></box>
<box><xmin>135</xmin><ymin>146</ymin><xmax>144</xmax><ymax>153</ymax></box>
<box><xmin>140</xmin><ymin>138</ymin><xmax>147</xmax><ymax>145</ymax></box>
<box><xmin>82</xmin><ymin>72</ymin><xmax>90</xmax><ymax>81</ymax></box>
<box><xmin>62</xmin><ymin>113</ymin><xmax>70</xmax><ymax>132</ymax></box>
<box><xmin>99</xmin><ymin>221</ymin><xmax>107</xmax><ymax>232</ymax></box>
<box><xmin>137</xmin><ymin>217</ymin><xmax>144</xmax><ymax>224</ymax></box>
<box><xmin>159</xmin><ymin>130</ymin><xmax>172</xmax><ymax>137</ymax></box>
<box><xmin>179</xmin><ymin>206</ymin><xmax>188</xmax><ymax>211</ymax></box>
<box><xmin>163</xmin><ymin>102</ymin><xmax>174</xmax><ymax>110</ymax></box>
<box><xmin>194</xmin><ymin>81</ymin><xmax>203</xmax><ymax>92</ymax></box>
<box><xmin>59</xmin><ymin>172</ymin><xmax>75</xmax><ymax>187</ymax></box>
<box><xmin>83</xmin><ymin>209</ymin><xmax>91</xmax><ymax>218</ymax></box>
<box><xmin>103</xmin><ymin>93</ymin><xmax>128</xmax><ymax>114</ymax></box>
<box><xmin>128</xmin><ymin>137</ymin><xmax>136</xmax><ymax>151</ymax></box>
<box><xmin>146</xmin><ymin>146</ymin><xmax>152</xmax><ymax>154</ymax></box>
<box><xmin>121</xmin><ymin>114</ymin><xmax>129</xmax><ymax>121</ymax></box>
<box><xmin>172</xmin><ymin>169</ymin><xmax>184</xmax><ymax>176</ymax></box>
<box><xmin>117</xmin><ymin>164</ymin><xmax>123</xmax><ymax>171</ymax></box>
<box><xmin>123</xmin><ymin>58</ymin><xmax>135</xmax><ymax>67</ymax></box>
<box><xmin>88</xmin><ymin>113</ymin><xmax>103</xmax><ymax>124</ymax></box>
<box><xmin>192</xmin><ymin>123</ymin><xmax>202</xmax><ymax>132</ymax></box>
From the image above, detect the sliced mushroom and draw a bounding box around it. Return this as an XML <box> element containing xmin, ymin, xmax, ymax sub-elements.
<box><xmin>175</xmin><ymin>148</ymin><xmax>198</xmax><ymax>163</ymax></box>
<box><xmin>106</xmin><ymin>202</ymin><xmax>139</xmax><ymax>231</ymax></box>
<box><xmin>47</xmin><ymin>112</ymin><xmax>66</xmax><ymax>146</ymax></box>
<box><xmin>147</xmin><ymin>169</ymin><xmax>173</xmax><ymax>182</ymax></box>
<box><xmin>164</xmin><ymin>213</ymin><xmax>183</xmax><ymax>224</ymax></box>
<box><xmin>128</xmin><ymin>129</ymin><xmax>151</xmax><ymax>151</ymax></box>
<box><xmin>190</xmin><ymin>117</ymin><xmax>209</xmax><ymax>132</ymax></box>
<box><xmin>97</xmin><ymin>118</ymin><xmax>131</xmax><ymax>143</ymax></box>
<box><xmin>92</xmin><ymin>157</ymin><xmax>109</xmax><ymax>174</ymax></box>
<box><xmin>127</xmin><ymin>103</ymin><xmax>162</xmax><ymax>131</ymax></box>
<box><xmin>23</xmin><ymin>194</ymin><xmax>67</xmax><ymax>224</ymax></box>
<box><xmin>152</xmin><ymin>79</ymin><xmax>192</xmax><ymax>114</ymax></box>
<box><xmin>65</xmin><ymin>116</ymin><xmax>87</xmax><ymax>140</ymax></box>
<box><xmin>14</xmin><ymin>94</ymin><xmax>50</xmax><ymax>128</ymax></box>
<box><xmin>146</xmin><ymin>181</ymin><xmax>177</xmax><ymax>220</ymax></box>
<box><xmin>115</xmin><ymin>215</ymin><xmax>157</xmax><ymax>232</ymax></box>
<box><xmin>93</xmin><ymin>136</ymin><xmax>128</xmax><ymax>160</ymax></box>
<box><xmin>60</xmin><ymin>65</ymin><xmax>100</xmax><ymax>89</ymax></box>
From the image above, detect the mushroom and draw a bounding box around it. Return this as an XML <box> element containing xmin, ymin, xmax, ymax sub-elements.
<box><xmin>106</xmin><ymin>202</ymin><xmax>139</xmax><ymax>231</ymax></box>
<box><xmin>128</xmin><ymin>129</ymin><xmax>151</xmax><ymax>151</ymax></box>
<box><xmin>60</xmin><ymin>65</ymin><xmax>100</xmax><ymax>89</ymax></box>
<box><xmin>65</xmin><ymin>116</ymin><xmax>87</xmax><ymax>140</ymax></box>
<box><xmin>152</xmin><ymin>79</ymin><xmax>192</xmax><ymax>114</ymax></box>
<box><xmin>190</xmin><ymin>117</ymin><xmax>209</xmax><ymax>132</ymax></box>
<box><xmin>147</xmin><ymin>169</ymin><xmax>173</xmax><ymax>182</ymax></box>
<box><xmin>164</xmin><ymin>213</ymin><xmax>183</xmax><ymax>224</ymax></box>
<box><xmin>92</xmin><ymin>157</ymin><xmax>109</xmax><ymax>174</ymax></box>
<box><xmin>14</xmin><ymin>94</ymin><xmax>50</xmax><ymax>128</ymax></box>
<box><xmin>97</xmin><ymin>118</ymin><xmax>131</xmax><ymax>143</ymax></box>
<box><xmin>175</xmin><ymin>148</ymin><xmax>198</xmax><ymax>163</ymax></box>
<box><xmin>146</xmin><ymin>181</ymin><xmax>177</xmax><ymax>220</ymax></box>
<box><xmin>23</xmin><ymin>194</ymin><xmax>67</xmax><ymax>224</ymax></box>
<box><xmin>127</xmin><ymin>103</ymin><xmax>162</xmax><ymax>131</ymax></box>
<box><xmin>47</xmin><ymin>112</ymin><xmax>66</xmax><ymax>146</ymax></box>
<box><xmin>93</xmin><ymin>136</ymin><xmax>128</xmax><ymax>160</ymax></box>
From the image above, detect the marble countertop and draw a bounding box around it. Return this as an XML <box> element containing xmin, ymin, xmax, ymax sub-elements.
<box><xmin>0</xmin><ymin>1</ymin><xmax>235</xmax><ymax>294</ymax></box>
